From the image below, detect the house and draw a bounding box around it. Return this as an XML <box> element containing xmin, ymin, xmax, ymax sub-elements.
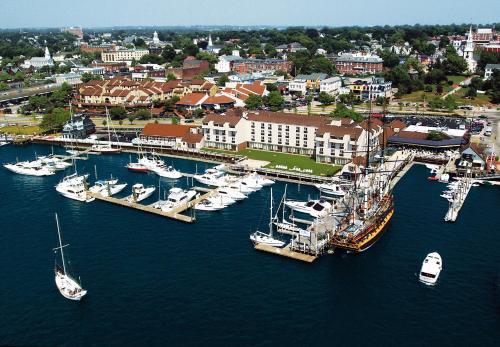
<box><xmin>347</xmin><ymin>77</ymin><xmax>392</xmax><ymax>101</ymax></box>
<box><xmin>459</xmin><ymin>143</ymin><xmax>486</xmax><ymax>171</ymax></box>
<box><xmin>220</xmin><ymin>81</ymin><xmax>268</xmax><ymax>107</ymax></box>
<box><xmin>175</xmin><ymin>93</ymin><xmax>209</xmax><ymax>111</ymax></box>
<box><xmin>484</xmin><ymin>64</ymin><xmax>500</xmax><ymax>79</ymax></box>
<box><xmin>215</xmin><ymin>55</ymin><xmax>244</xmax><ymax>73</ymax></box>
<box><xmin>276</xmin><ymin>42</ymin><xmax>307</xmax><ymax>53</ymax></box>
<box><xmin>101</xmin><ymin>49</ymin><xmax>149</xmax><ymax>64</ymax></box>
<box><xmin>289</xmin><ymin>73</ymin><xmax>328</xmax><ymax>94</ymax></box>
<box><xmin>138</xmin><ymin>123</ymin><xmax>204</xmax><ymax>149</ymax></box>
<box><xmin>54</xmin><ymin>73</ymin><xmax>82</xmax><ymax>86</ymax></box>
<box><xmin>319</xmin><ymin>77</ymin><xmax>342</xmax><ymax>94</ymax></box>
<box><xmin>62</xmin><ymin>114</ymin><xmax>95</xmax><ymax>139</ymax></box>
<box><xmin>202</xmin><ymin>95</ymin><xmax>236</xmax><ymax>111</ymax></box>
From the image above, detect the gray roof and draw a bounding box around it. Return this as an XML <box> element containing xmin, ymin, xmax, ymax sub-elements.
<box><xmin>295</xmin><ymin>73</ymin><xmax>328</xmax><ymax>81</ymax></box>
<box><xmin>485</xmin><ymin>64</ymin><xmax>500</xmax><ymax>70</ymax></box>
<box><xmin>330</xmin><ymin>54</ymin><xmax>383</xmax><ymax>63</ymax></box>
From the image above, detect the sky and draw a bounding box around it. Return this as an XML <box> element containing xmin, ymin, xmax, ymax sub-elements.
<box><xmin>1</xmin><ymin>0</ymin><xmax>499</xmax><ymax>29</ymax></box>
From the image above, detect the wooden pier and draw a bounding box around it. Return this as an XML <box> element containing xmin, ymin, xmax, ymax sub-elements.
<box><xmin>87</xmin><ymin>187</ymin><xmax>218</xmax><ymax>223</ymax></box>
<box><xmin>254</xmin><ymin>243</ymin><xmax>317</xmax><ymax>263</ymax></box>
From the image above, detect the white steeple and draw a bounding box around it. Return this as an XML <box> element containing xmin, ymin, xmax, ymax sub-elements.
<box><xmin>464</xmin><ymin>25</ymin><xmax>476</xmax><ymax>72</ymax></box>
<box><xmin>44</xmin><ymin>46</ymin><xmax>51</xmax><ymax>60</ymax></box>
<box><xmin>208</xmin><ymin>34</ymin><xmax>213</xmax><ymax>47</ymax></box>
<box><xmin>153</xmin><ymin>31</ymin><xmax>160</xmax><ymax>45</ymax></box>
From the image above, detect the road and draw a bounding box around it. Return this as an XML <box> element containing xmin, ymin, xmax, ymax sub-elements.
<box><xmin>0</xmin><ymin>83</ymin><xmax>59</xmax><ymax>104</ymax></box>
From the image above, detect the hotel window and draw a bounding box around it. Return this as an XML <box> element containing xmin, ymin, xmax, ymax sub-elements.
<box><xmin>260</xmin><ymin>136</ymin><xmax>264</xmax><ymax>142</ymax></box>
<box><xmin>267</xmin><ymin>124</ymin><xmax>272</xmax><ymax>130</ymax></box>
<box><xmin>285</xmin><ymin>125</ymin><xmax>289</xmax><ymax>131</ymax></box>
<box><xmin>278</xmin><ymin>125</ymin><xmax>282</xmax><ymax>130</ymax></box>
<box><xmin>278</xmin><ymin>132</ymin><xmax>282</xmax><ymax>137</ymax></box>
<box><xmin>303</xmin><ymin>141</ymin><xmax>307</xmax><ymax>147</ymax></box>
<box><xmin>268</xmin><ymin>137</ymin><xmax>272</xmax><ymax>143</ymax></box>
<box><xmin>251</xmin><ymin>135</ymin><xmax>255</xmax><ymax>141</ymax></box>
<box><xmin>261</xmin><ymin>130</ymin><xmax>264</xmax><ymax>135</ymax></box>
<box><xmin>261</xmin><ymin>123</ymin><xmax>265</xmax><ymax>129</ymax></box>
<box><xmin>251</xmin><ymin>122</ymin><xmax>255</xmax><ymax>128</ymax></box>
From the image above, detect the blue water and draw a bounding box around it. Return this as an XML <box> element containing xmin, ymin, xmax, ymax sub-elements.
<box><xmin>0</xmin><ymin>144</ymin><xmax>498</xmax><ymax>346</ymax></box>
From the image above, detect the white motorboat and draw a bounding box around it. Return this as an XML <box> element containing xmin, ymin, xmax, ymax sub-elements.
<box><xmin>194</xmin><ymin>197</ymin><xmax>226</xmax><ymax>211</ymax></box>
<box><xmin>225</xmin><ymin>181</ymin><xmax>254</xmax><ymax>195</ymax></box>
<box><xmin>211</xmin><ymin>192</ymin><xmax>236</xmax><ymax>206</ymax></box>
<box><xmin>193</xmin><ymin>172</ymin><xmax>228</xmax><ymax>187</ymax></box>
<box><xmin>250</xmin><ymin>188</ymin><xmax>285</xmax><ymax>247</ymax></box>
<box><xmin>274</xmin><ymin>220</ymin><xmax>306</xmax><ymax>234</ymax></box>
<box><xmin>246</xmin><ymin>172</ymin><xmax>274</xmax><ymax>187</ymax></box>
<box><xmin>438</xmin><ymin>173</ymin><xmax>450</xmax><ymax>183</ymax></box>
<box><xmin>419</xmin><ymin>252</ymin><xmax>442</xmax><ymax>285</ymax></box>
<box><xmin>127</xmin><ymin>183</ymin><xmax>156</xmax><ymax>202</ymax></box>
<box><xmin>4</xmin><ymin>161</ymin><xmax>55</xmax><ymax>176</ymax></box>
<box><xmin>53</xmin><ymin>213</ymin><xmax>87</xmax><ymax>301</ymax></box>
<box><xmin>39</xmin><ymin>155</ymin><xmax>72</xmax><ymax>171</ymax></box>
<box><xmin>284</xmin><ymin>199</ymin><xmax>332</xmax><ymax>218</ymax></box>
<box><xmin>126</xmin><ymin>162</ymin><xmax>149</xmax><ymax>173</ymax></box>
<box><xmin>89</xmin><ymin>178</ymin><xmax>127</xmax><ymax>197</ymax></box>
<box><xmin>56</xmin><ymin>173</ymin><xmax>95</xmax><ymax>202</ymax></box>
<box><xmin>0</xmin><ymin>141</ymin><xmax>9</xmax><ymax>147</ymax></box>
<box><xmin>138</xmin><ymin>154</ymin><xmax>182</xmax><ymax>179</ymax></box>
<box><xmin>218</xmin><ymin>186</ymin><xmax>247</xmax><ymax>201</ymax></box>
<box><xmin>315</xmin><ymin>182</ymin><xmax>346</xmax><ymax>197</ymax></box>
<box><xmin>239</xmin><ymin>176</ymin><xmax>263</xmax><ymax>191</ymax></box>
<box><xmin>91</xmin><ymin>143</ymin><xmax>122</xmax><ymax>154</ymax></box>
<box><xmin>152</xmin><ymin>187</ymin><xmax>197</xmax><ymax>212</ymax></box>
<box><xmin>205</xmin><ymin>168</ymin><xmax>226</xmax><ymax>177</ymax></box>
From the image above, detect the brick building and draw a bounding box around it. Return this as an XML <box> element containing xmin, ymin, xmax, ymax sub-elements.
<box><xmin>328</xmin><ymin>53</ymin><xmax>383</xmax><ymax>75</ymax></box>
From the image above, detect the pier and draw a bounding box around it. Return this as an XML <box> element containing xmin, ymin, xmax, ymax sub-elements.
<box><xmin>444</xmin><ymin>176</ymin><xmax>473</xmax><ymax>222</ymax></box>
<box><xmin>254</xmin><ymin>243</ymin><xmax>317</xmax><ymax>263</ymax></box>
<box><xmin>87</xmin><ymin>187</ymin><xmax>219</xmax><ymax>223</ymax></box>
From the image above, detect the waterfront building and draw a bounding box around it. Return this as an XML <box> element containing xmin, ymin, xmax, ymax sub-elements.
<box><xmin>319</xmin><ymin>77</ymin><xmax>342</xmax><ymax>95</ymax></box>
<box><xmin>328</xmin><ymin>52</ymin><xmax>383</xmax><ymax>75</ymax></box>
<box><xmin>139</xmin><ymin>123</ymin><xmax>204</xmax><ymax>149</ymax></box>
<box><xmin>202</xmin><ymin>110</ymin><xmax>251</xmax><ymax>151</ymax></box>
<box><xmin>62</xmin><ymin>114</ymin><xmax>95</xmax><ymax>139</ymax></box>
<box><xmin>288</xmin><ymin>73</ymin><xmax>328</xmax><ymax>94</ymax></box>
<box><xmin>347</xmin><ymin>77</ymin><xmax>392</xmax><ymax>101</ymax></box>
<box><xmin>54</xmin><ymin>73</ymin><xmax>83</xmax><ymax>86</ymax></box>
<box><xmin>22</xmin><ymin>47</ymin><xmax>54</xmax><ymax>69</ymax></box>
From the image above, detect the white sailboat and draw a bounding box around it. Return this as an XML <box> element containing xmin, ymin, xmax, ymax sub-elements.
<box><xmin>250</xmin><ymin>188</ymin><xmax>285</xmax><ymax>247</ymax></box>
<box><xmin>4</xmin><ymin>160</ymin><xmax>55</xmax><ymax>176</ymax></box>
<box><xmin>91</xmin><ymin>107</ymin><xmax>121</xmax><ymax>154</ymax></box>
<box><xmin>53</xmin><ymin>213</ymin><xmax>87</xmax><ymax>301</ymax></box>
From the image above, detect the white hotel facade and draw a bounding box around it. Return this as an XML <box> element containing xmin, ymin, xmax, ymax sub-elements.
<box><xmin>202</xmin><ymin>110</ymin><xmax>382</xmax><ymax>165</ymax></box>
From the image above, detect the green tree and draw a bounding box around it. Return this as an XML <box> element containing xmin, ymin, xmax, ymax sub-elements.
<box><xmin>265</xmin><ymin>91</ymin><xmax>284</xmax><ymax>111</ymax></box>
<box><xmin>127</xmin><ymin>114</ymin><xmax>136</xmax><ymax>125</ymax></box>
<box><xmin>245</xmin><ymin>94</ymin><xmax>263</xmax><ymax>110</ymax></box>
<box><xmin>81</xmin><ymin>72</ymin><xmax>103</xmax><ymax>83</ymax></box>
<box><xmin>331</xmin><ymin>103</ymin><xmax>363</xmax><ymax>122</ymax></box>
<box><xmin>134</xmin><ymin>108</ymin><xmax>151</xmax><ymax>120</ymax></box>
<box><xmin>193</xmin><ymin>108</ymin><xmax>205</xmax><ymax>118</ymax></box>
<box><xmin>465</xmin><ymin>87</ymin><xmax>477</xmax><ymax>99</ymax></box>
<box><xmin>161</xmin><ymin>46</ymin><xmax>177</xmax><ymax>62</ymax></box>
<box><xmin>0</xmin><ymin>82</ymin><xmax>8</xmax><ymax>91</ymax></box>
<box><xmin>139</xmin><ymin>54</ymin><xmax>165</xmax><ymax>65</ymax></box>
<box><xmin>166</xmin><ymin>73</ymin><xmax>177</xmax><ymax>81</ymax></box>
<box><xmin>318</xmin><ymin>92</ymin><xmax>334</xmax><ymax>105</ymax></box>
<box><xmin>217</xmin><ymin>75</ymin><xmax>229</xmax><ymax>86</ymax></box>
<box><xmin>109</xmin><ymin>107</ymin><xmax>127</xmax><ymax>120</ymax></box>
<box><xmin>40</xmin><ymin>107</ymin><xmax>70</xmax><ymax>132</ymax></box>
<box><xmin>379</xmin><ymin>49</ymin><xmax>400</xmax><ymax>68</ymax></box>
<box><xmin>164</xmin><ymin>96</ymin><xmax>180</xmax><ymax>113</ymax></box>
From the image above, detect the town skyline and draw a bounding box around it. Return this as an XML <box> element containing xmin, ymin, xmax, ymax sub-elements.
<box><xmin>1</xmin><ymin>0</ymin><xmax>499</xmax><ymax>29</ymax></box>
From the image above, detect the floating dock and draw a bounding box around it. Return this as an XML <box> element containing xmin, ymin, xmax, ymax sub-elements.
<box><xmin>87</xmin><ymin>187</ymin><xmax>218</xmax><ymax>223</ymax></box>
<box><xmin>254</xmin><ymin>243</ymin><xmax>317</xmax><ymax>263</ymax></box>
<box><xmin>444</xmin><ymin>178</ymin><xmax>473</xmax><ymax>222</ymax></box>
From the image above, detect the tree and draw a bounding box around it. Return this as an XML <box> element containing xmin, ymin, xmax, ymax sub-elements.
<box><xmin>50</xmin><ymin>84</ymin><xmax>73</xmax><ymax>107</ymax></box>
<box><xmin>166</xmin><ymin>73</ymin><xmax>177</xmax><ymax>81</ymax></box>
<box><xmin>444</xmin><ymin>95</ymin><xmax>457</xmax><ymax>111</ymax></box>
<box><xmin>193</xmin><ymin>108</ymin><xmax>204</xmax><ymax>118</ymax></box>
<box><xmin>245</xmin><ymin>94</ymin><xmax>263</xmax><ymax>110</ymax></box>
<box><xmin>81</xmin><ymin>72</ymin><xmax>102</xmax><ymax>83</ymax></box>
<box><xmin>436</xmin><ymin>84</ymin><xmax>444</xmax><ymax>94</ymax></box>
<box><xmin>127</xmin><ymin>114</ymin><xmax>136</xmax><ymax>125</ymax></box>
<box><xmin>379</xmin><ymin>49</ymin><xmax>400</xmax><ymax>68</ymax></box>
<box><xmin>465</xmin><ymin>87</ymin><xmax>477</xmax><ymax>99</ymax></box>
<box><xmin>196</xmin><ymin>51</ymin><xmax>218</xmax><ymax>64</ymax></box>
<box><xmin>217</xmin><ymin>75</ymin><xmax>229</xmax><ymax>86</ymax></box>
<box><xmin>184</xmin><ymin>44</ymin><xmax>199</xmax><ymax>57</ymax></box>
<box><xmin>133</xmin><ymin>38</ymin><xmax>146</xmax><ymax>47</ymax></box>
<box><xmin>331</xmin><ymin>103</ymin><xmax>363</xmax><ymax>122</ymax></box>
<box><xmin>134</xmin><ymin>108</ymin><xmax>151</xmax><ymax>120</ymax></box>
<box><xmin>318</xmin><ymin>92</ymin><xmax>334</xmax><ymax>105</ymax></box>
<box><xmin>0</xmin><ymin>82</ymin><xmax>8</xmax><ymax>91</ymax></box>
<box><xmin>109</xmin><ymin>107</ymin><xmax>127</xmax><ymax>120</ymax></box>
<box><xmin>427</xmin><ymin>130</ymin><xmax>445</xmax><ymax>141</ymax></box>
<box><xmin>441</xmin><ymin>46</ymin><xmax>468</xmax><ymax>74</ymax></box>
<box><xmin>265</xmin><ymin>91</ymin><xmax>284</xmax><ymax>111</ymax></box>
<box><xmin>28</xmin><ymin>95</ymin><xmax>50</xmax><ymax>112</ymax></box>
<box><xmin>40</xmin><ymin>107</ymin><xmax>70</xmax><ymax>132</ymax></box>
<box><xmin>164</xmin><ymin>96</ymin><xmax>180</xmax><ymax>113</ymax></box>
<box><xmin>139</xmin><ymin>54</ymin><xmax>165</xmax><ymax>65</ymax></box>
<box><xmin>161</xmin><ymin>46</ymin><xmax>177</xmax><ymax>62</ymax></box>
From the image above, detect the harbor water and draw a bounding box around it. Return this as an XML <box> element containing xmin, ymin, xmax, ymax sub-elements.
<box><xmin>0</xmin><ymin>144</ymin><xmax>499</xmax><ymax>346</ymax></box>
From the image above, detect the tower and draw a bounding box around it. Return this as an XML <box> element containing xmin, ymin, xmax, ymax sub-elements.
<box><xmin>153</xmin><ymin>31</ymin><xmax>160</xmax><ymax>45</ymax></box>
<box><xmin>44</xmin><ymin>46</ymin><xmax>51</xmax><ymax>60</ymax></box>
<box><xmin>208</xmin><ymin>34</ymin><xmax>213</xmax><ymax>47</ymax></box>
<box><xmin>463</xmin><ymin>26</ymin><xmax>476</xmax><ymax>72</ymax></box>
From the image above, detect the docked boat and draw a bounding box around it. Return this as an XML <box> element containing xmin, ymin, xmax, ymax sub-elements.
<box><xmin>194</xmin><ymin>197</ymin><xmax>226</xmax><ymax>211</ymax></box>
<box><xmin>91</xmin><ymin>108</ymin><xmax>121</xmax><ymax>154</ymax></box>
<box><xmin>4</xmin><ymin>161</ymin><xmax>55</xmax><ymax>176</ymax></box>
<box><xmin>419</xmin><ymin>252</ymin><xmax>442</xmax><ymax>285</ymax></box>
<box><xmin>193</xmin><ymin>172</ymin><xmax>228</xmax><ymax>187</ymax></box>
<box><xmin>53</xmin><ymin>213</ymin><xmax>87</xmax><ymax>301</ymax></box>
<box><xmin>56</xmin><ymin>173</ymin><xmax>95</xmax><ymax>202</ymax></box>
<box><xmin>211</xmin><ymin>192</ymin><xmax>236</xmax><ymax>206</ymax></box>
<box><xmin>218</xmin><ymin>186</ymin><xmax>247</xmax><ymax>201</ymax></box>
<box><xmin>245</xmin><ymin>172</ymin><xmax>275</xmax><ymax>187</ymax></box>
<box><xmin>39</xmin><ymin>155</ymin><xmax>72</xmax><ymax>171</ymax></box>
<box><xmin>138</xmin><ymin>154</ymin><xmax>182</xmax><ymax>179</ymax></box>
<box><xmin>224</xmin><ymin>181</ymin><xmax>254</xmax><ymax>195</ymax></box>
<box><xmin>127</xmin><ymin>183</ymin><xmax>156</xmax><ymax>202</ymax></box>
<box><xmin>274</xmin><ymin>220</ymin><xmax>306</xmax><ymax>234</ymax></box>
<box><xmin>250</xmin><ymin>188</ymin><xmax>285</xmax><ymax>247</ymax></box>
<box><xmin>284</xmin><ymin>199</ymin><xmax>332</xmax><ymax>218</ymax></box>
<box><xmin>239</xmin><ymin>176</ymin><xmax>263</xmax><ymax>191</ymax></box>
<box><xmin>126</xmin><ymin>162</ymin><xmax>149</xmax><ymax>173</ymax></box>
<box><xmin>0</xmin><ymin>141</ymin><xmax>9</xmax><ymax>147</ymax></box>
<box><xmin>152</xmin><ymin>187</ymin><xmax>197</xmax><ymax>212</ymax></box>
<box><xmin>315</xmin><ymin>182</ymin><xmax>347</xmax><ymax>197</ymax></box>
<box><xmin>89</xmin><ymin>178</ymin><xmax>127</xmax><ymax>197</ymax></box>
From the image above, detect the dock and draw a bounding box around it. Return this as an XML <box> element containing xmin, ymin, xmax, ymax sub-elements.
<box><xmin>444</xmin><ymin>177</ymin><xmax>473</xmax><ymax>222</ymax></box>
<box><xmin>254</xmin><ymin>243</ymin><xmax>317</xmax><ymax>263</ymax></box>
<box><xmin>87</xmin><ymin>187</ymin><xmax>218</xmax><ymax>223</ymax></box>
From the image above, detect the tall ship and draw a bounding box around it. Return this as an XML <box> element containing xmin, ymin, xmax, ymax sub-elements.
<box><xmin>329</xmin><ymin>108</ymin><xmax>395</xmax><ymax>253</ymax></box>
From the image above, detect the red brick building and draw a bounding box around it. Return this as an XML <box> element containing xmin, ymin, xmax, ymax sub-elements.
<box><xmin>232</xmin><ymin>58</ymin><xmax>293</xmax><ymax>74</ymax></box>
<box><xmin>80</xmin><ymin>43</ymin><xmax>116</xmax><ymax>54</ymax></box>
<box><xmin>182</xmin><ymin>57</ymin><xmax>210</xmax><ymax>81</ymax></box>
<box><xmin>328</xmin><ymin>53</ymin><xmax>383</xmax><ymax>75</ymax></box>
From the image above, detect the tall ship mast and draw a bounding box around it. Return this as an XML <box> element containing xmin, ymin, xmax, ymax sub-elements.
<box><xmin>329</xmin><ymin>99</ymin><xmax>394</xmax><ymax>252</ymax></box>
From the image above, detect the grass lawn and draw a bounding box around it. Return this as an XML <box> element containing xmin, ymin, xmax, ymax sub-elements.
<box><xmin>452</xmin><ymin>89</ymin><xmax>491</xmax><ymax>106</ymax></box>
<box><xmin>0</xmin><ymin>125</ymin><xmax>41</xmax><ymax>135</ymax></box>
<box><xmin>202</xmin><ymin>148</ymin><xmax>341</xmax><ymax>176</ymax></box>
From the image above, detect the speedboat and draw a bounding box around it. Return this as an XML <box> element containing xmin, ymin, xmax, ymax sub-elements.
<box><xmin>239</xmin><ymin>176</ymin><xmax>263</xmax><ymax>191</ymax></box>
<box><xmin>56</xmin><ymin>174</ymin><xmax>95</xmax><ymax>202</ymax></box>
<box><xmin>205</xmin><ymin>168</ymin><xmax>226</xmax><ymax>178</ymax></box>
<box><xmin>38</xmin><ymin>155</ymin><xmax>72</xmax><ymax>171</ymax></box>
<box><xmin>193</xmin><ymin>173</ymin><xmax>228</xmax><ymax>187</ymax></box>
<box><xmin>218</xmin><ymin>186</ymin><xmax>247</xmax><ymax>201</ymax></box>
<box><xmin>438</xmin><ymin>173</ymin><xmax>450</xmax><ymax>183</ymax></box>
<box><xmin>419</xmin><ymin>252</ymin><xmax>442</xmax><ymax>285</ymax></box>
<box><xmin>284</xmin><ymin>199</ymin><xmax>332</xmax><ymax>218</ymax></box>
<box><xmin>127</xmin><ymin>183</ymin><xmax>156</xmax><ymax>202</ymax></box>
<box><xmin>194</xmin><ymin>197</ymin><xmax>226</xmax><ymax>211</ymax></box>
<box><xmin>211</xmin><ymin>192</ymin><xmax>236</xmax><ymax>206</ymax></box>
<box><xmin>246</xmin><ymin>172</ymin><xmax>274</xmax><ymax>187</ymax></box>
<box><xmin>89</xmin><ymin>178</ymin><xmax>127</xmax><ymax>197</ymax></box>
<box><xmin>315</xmin><ymin>182</ymin><xmax>346</xmax><ymax>197</ymax></box>
<box><xmin>152</xmin><ymin>187</ymin><xmax>197</xmax><ymax>212</ymax></box>
<box><xmin>139</xmin><ymin>155</ymin><xmax>182</xmax><ymax>179</ymax></box>
<box><xmin>126</xmin><ymin>162</ymin><xmax>149</xmax><ymax>173</ymax></box>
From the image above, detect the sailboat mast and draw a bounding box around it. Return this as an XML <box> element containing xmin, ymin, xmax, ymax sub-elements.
<box><xmin>55</xmin><ymin>213</ymin><xmax>67</xmax><ymax>275</ymax></box>
<box><xmin>106</xmin><ymin>107</ymin><xmax>111</xmax><ymax>143</ymax></box>
<box><xmin>269</xmin><ymin>187</ymin><xmax>273</xmax><ymax>236</ymax></box>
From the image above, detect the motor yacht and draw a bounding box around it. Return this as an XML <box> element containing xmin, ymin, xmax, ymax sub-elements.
<box><xmin>194</xmin><ymin>196</ymin><xmax>226</xmax><ymax>211</ymax></box>
<box><xmin>193</xmin><ymin>172</ymin><xmax>228</xmax><ymax>187</ymax></box>
<box><xmin>217</xmin><ymin>186</ymin><xmax>247</xmax><ymax>201</ymax></box>
<box><xmin>419</xmin><ymin>252</ymin><xmax>442</xmax><ymax>285</ymax></box>
<box><xmin>246</xmin><ymin>172</ymin><xmax>274</xmax><ymax>187</ymax></box>
<box><xmin>55</xmin><ymin>174</ymin><xmax>94</xmax><ymax>202</ymax></box>
<box><xmin>315</xmin><ymin>182</ymin><xmax>347</xmax><ymax>197</ymax></box>
<box><xmin>89</xmin><ymin>178</ymin><xmax>127</xmax><ymax>197</ymax></box>
<box><xmin>126</xmin><ymin>183</ymin><xmax>156</xmax><ymax>202</ymax></box>
<box><xmin>126</xmin><ymin>162</ymin><xmax>149</xmax><ymax>173</ymax></box>
<box><xmin>152</xmin><ymin>187</ymin><xmax>197</xmax><ymax>212</ymax></box>
<box><xmin>284</xmin><ymin>199</ymin><xmax>332</xmax><ymax>218</ymax></box>
<box><xmin>4</xmin><ymin>161</ymin><xmax>55</xmax><ymax>176</ymax></box>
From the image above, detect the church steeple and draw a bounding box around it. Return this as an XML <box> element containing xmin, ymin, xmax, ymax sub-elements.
<box><xmin>44</xmin><ymin>47</ymin><xmax>51</xmax><ymax>60</ymax></box>
<box><xmin>208</xmin><ymin>34</ymin><xmax>213</xmax><ymax>47</ymax></box>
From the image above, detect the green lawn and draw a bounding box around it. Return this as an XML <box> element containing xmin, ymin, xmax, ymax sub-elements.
<box><xmin>0</xmin><ymin>125</ymin><xmax>41</xmax><ymax>135</ymax></box>
<box><xmin>202</xmin><ymin>148</ymin><xmax>341</xmax><ymax>176</ymax></box>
